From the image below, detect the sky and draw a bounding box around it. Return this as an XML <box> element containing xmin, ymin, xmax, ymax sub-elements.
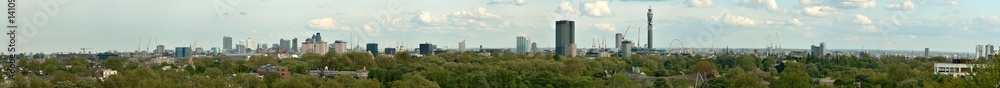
<box><xmin>8</xmin><ymin>0</ymin><xmax>1000</xmax><ymax>53</ymax></box>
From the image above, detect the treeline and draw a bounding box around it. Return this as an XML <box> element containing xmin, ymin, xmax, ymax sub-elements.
<box><xmin>1</xmin><ymin>51</ymin><xmax>998</xmax><ymax>88</ymax></box>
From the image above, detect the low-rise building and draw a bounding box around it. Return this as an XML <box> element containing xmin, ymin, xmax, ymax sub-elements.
<box><xmin>308</xmin><ymin>67</ymin><xmax>368</xmax><ymax>79</ymax></box>
<box><xmin>257</xmin><ymin>65</ymin><xmax>290</xmax><ymax>78</ymax></box>
<box><xmin>934</xmin><ymin>63</ymin><xmax>979</xmax><ymax>77</ymax></box>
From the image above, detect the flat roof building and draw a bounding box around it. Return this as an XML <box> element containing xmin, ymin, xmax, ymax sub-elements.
<box><xmin>555</xmin><ymin>20</ymin><xmax>576</xmax><ymax>57</ymax></box>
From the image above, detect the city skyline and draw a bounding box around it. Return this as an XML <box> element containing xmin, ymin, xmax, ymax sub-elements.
<box><xmin>9</xmin><ymin>0</ymin><xmax>1000</xmax><ymax>53</ymax></box>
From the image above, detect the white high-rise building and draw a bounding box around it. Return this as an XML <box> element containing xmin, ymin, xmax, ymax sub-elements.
<box><xmin>976</xmin><ymin>45</ymin><xmax>984</xmax><ymax>58</ymax></box>
<box><xmin>246</xmin><ymin>38</ymin><xmax>255</xmax><ymax>51</ymax></box>
<box><xmin>459</xmin><ymin>40</ymin><xmax>466</xmax><ymax>51</ymax></box>
<box><xmin>987</xmin><ymin>45</ymin><xmax>995</xmax><ymax>58</ymax></box>
<box><xmin>334</xmin><ymin>40</ymin><xmax>348</xmax><ymax>54</ymax></box>
<box><xmin>516</xmin><ymin>36</ymin><xmax>531</xmax><ymax>53</ymax></box>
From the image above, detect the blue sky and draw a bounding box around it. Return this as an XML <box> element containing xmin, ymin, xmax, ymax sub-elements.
<box><xmin>10</xmin><ymin>0</ymin><xmax>1000</xmax><ymax>53</ymax></box>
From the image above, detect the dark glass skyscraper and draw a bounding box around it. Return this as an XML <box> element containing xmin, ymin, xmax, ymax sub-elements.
<box><xmin>223</xmin><ymin>36</ymin><xmax>232</xmax><ymax>53</ymax></box>
<box><xmin>419</xmin><ymin>43</ymin><xmax>436</xmax><ymax>55</ymax></box>
<box><xmin>555</xmin><ymin>20</ymin><xmax>575</xmax><ymax>56</ymax></box>
<box><xmin>292</xmin><ymin>38</ymin><xmax>298</xmax><ymax>52</ymax></box>
<box><xmin>367</xmin><ymin>43</ymin><xmax>378</xmax><ymax>56</ymax></box>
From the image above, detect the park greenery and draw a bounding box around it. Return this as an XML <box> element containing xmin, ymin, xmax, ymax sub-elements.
<box><xmin>1</xmin><ymin>51</ymin><xmax>998</xmax><ymax>88</ymax></box>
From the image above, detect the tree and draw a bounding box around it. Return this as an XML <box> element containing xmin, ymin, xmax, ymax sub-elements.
<box><xmin>264</xmin><ymin>73</ymin><xmax>281</xmax><ymax>87</ymax></box>
<box><xmin>350</xmin><ymin>79</ymin><xmax>383</xmax><ymax>88</ymax></box>
<box><xmin>971</xmin><ymin>56</ymin><xmax>1000</xmax><ymax>87</ymax></box>
<box><xmin>607</xmin><ymin>73</ymin><xmax>639</xmax><ymax>88</ymax></box>
<box><xmin>104</xmin><ymin>57</ymin><xmax>124</xmax><ymax>71</ymax></box>
<box><xmin>271</xmin><ymin>74</ymin><xmax>318</xmax><ymax>88</ymax></box>
<box><xmin>41</xmin><ymin>58</ymin><xmax>63</xmax><ymax>74</ymax></box>
<box><xmin>693</xmin><ymin>61</ymin><xmax>718</xmax><ymax>78</ymax></box>
<box><xmin>887</xmin><ymin>63</ymin><xmax>912</xmax><ymax>82</ymax></box>
<box><xmin>390</xmin><ymin>73</ymin><xmax>440</xmax><ymax>88</ymax></box>
<box><xmin>203</xmin><ymin>68</ymin><xmax>223</xmax><ymax>77</ymax></box>
<box><xmin>772</xmin><ymin>62</ymin><xmax>809</xmax><ymax>88</ymax></box>
<box><xmin>729</xmin><ymin>68</ymin><xmax>765</xmax><ymax>88</ymax></box>
<box><xmin>654</xmin><ymin>78</ymin><xmax>671</xmax><ymax>88</ymax></box>
<box><xmin>12</xmin><ymin>75</ymin><xmax>53</xmax><ymax>88</ymax></box>
<box><xmin>736</xmin><ymin>54</ymin><xmax>758</xmax><ymax>69</ymax></box>
<box><xmin>231</xmin><ymin>74</ymin><xmax>267</xmax><ymax>88</ymax></box>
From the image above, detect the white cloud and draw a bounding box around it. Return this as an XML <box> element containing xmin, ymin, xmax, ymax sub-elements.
<box><xmin>307</xmin><ymin>17</ymin><xmax>350</xmax><ymax>30</ymax></box>
<box><xmin>581</xmin><ymin>0</ymin><xmax>614</xmax><ymax>17</ymax></box>
<box><xmin>555</xmin><ymin>1</ymin><xmax>576</xmax><ymax>15</ymax></box>
<box><xmin>449</xmin><ymin>7</ymin><xmax>503</xmax><ymax>20</ymax></box>
<box><xmin>412</xmin><ymin>11</ymin><xmax>449</xmax><ymax>25</ymax></box>
<box><xmin>720</xmin><ymin>14</ymin><xmax>759</xmax><ymax>27</ymax></box>
<box><xmin>410</xmin><ymin>7</ymin><xmax>513</xmax><ymax>30</ymax></box>
<box><xmin>860</xmin><ymin>25</ymin><xmax>879</xmax><ymax>32</ymax></box>
<box><xmin>361</xmin><ymin>24</ymin><xmax>379</xmax><ymax>33</ymax></box>
<box><xmin>712</xmin><ymin>14</ymin><xmax>806</xmax><ymax>29</ymax></box>
<box><xmin>738</xmin><ymin>0</ymin><xmax>787</xmax><ymax>13</ymax></box>
<box><xmin>797</xmin><ymin>0</ymin><xmax>821</xmax><ymax>7</ymax></box>
<box><xmin>686</xmin><ymin>0</ymin><xmax>713</xmax><ymax>8</ymax></box>
<box><xmin>515</xmin><ymin>0</ymin><xmax>526</xmax><ymax>5</ymax></box>
<box><xmin>976</xmin><ymin>16</ymin><xmax>1000</xmax><ymax>26</ymax></box>
<box><xmin>854</xmin><ymin>14</ymin><xmax>872</xmax><ymax>24</ymax></box>
<box><xmin>801</xmin><ymin>6</ymin><xmax>837</xmax><ymax>17</ymax></box>
<box><xmin>885</xmin><ymin>1</ymin><xmax>915</xmax><ymax>10</ymax></box>
<box><xmin>488</xmin><ymin>0</ymin><xmax>527</xmax><ymax>6</ymax></box>
<box><xmin>618</xmin><ymin>0</ymin><xmax>669</xmax><ymax>2</ymax></box>
<box><xmin>942</xmin><ymin>1</ymin><xmax>960</xmax><ymax>6</ymax></box>
<box><xmin>789</xmin><ymin>18</ymin><xmax>804</xmax><ymax>26</ymax></box>
<box><xmin>591</xmin><ymin>23</ymin><xmax>617</xmax><ymax>31</ymax></box>
<box><xmin>830</xmin><ymin>0</ymin><xmax>877</xmax><ymax>9</ymax></box>
<box><xmin>852</xmin><ymin>14</ymin><xmax>879</xmax><ymax>32</ymax></box>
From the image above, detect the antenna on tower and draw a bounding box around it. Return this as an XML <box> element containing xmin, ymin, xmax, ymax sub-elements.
<box><xmin>637</xmin><ymin>27</ymin><xmax>641</xmax><ymax>48</ymax></box>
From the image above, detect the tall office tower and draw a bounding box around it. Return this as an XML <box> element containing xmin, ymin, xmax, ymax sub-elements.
<box><xmin>925</xmin><ymin>48</ymin><xmax>930</xmax><ymax>57</ymax></box>
<box><xmin>175</xmin><ymin>47</ymin><xmax>191</xmax><ymax>58</ymax></box>
<box><xmin>280</xmin><ymin>39</ymin><xmax>290</xmax><ymax>52</ymax></box>
<box><xmin>313</xmin><ymin>33</ymin><xmax>322</xmax><ymax>42</ymax></box>
<box><xmin>367</xmin><ymin>43</ymin><xmax>379</xmax><ymax>56</ymax></box>
<box><xmin>615</xmin><ymin>33</ymin><xmax>623</xmax><ymax>52</ymax></box>
<box><xmin>647</xmin><ymin>6</ymin><xmax>654</xmax><ymax>49</ymax></box>
<box><xmin>531</xmin><ymin>42</ymin><xmax>539</xmax><ymax>53</ymax></box>
<box><xmin>516</xmin><ymin>36</ymin><xmax>531</xmax><ymax>53</ymax></box>
<box><xmin>620</xmin><ymin>40</ymin><xmax>633</xmax><ymax>57</ymax></box>
<box><xmin>223</xmin><ymin>36</ymin><xmax>232</xmax><ymax>53</ymax></box>
<box><xmin>272</xmin><ymin>44</ymin><xmax>279</xmax><ymax>51</ymax></box>
<box><xmin>820</xmin><ymin>42</ymin><xmax>826</xmax><ymax>52</ymax></box>
<box><xmin>419</xmin><ymin>43</ymin><xmax>436</xmax><ymax>55</ymax></box>
<box><xmin>292</xmin><ymin>38</ymin><xmax>298</xmax><ymax>52</ymax></box>
<box><xmin>195</xmin><ymin>48</ymin><xmax>204</xmax><ymax>55</ymax></box>
<box><xmin>384</xmin><ymin>48</ymin><xmax>397</xmax><ymax>55</ymax></box>
<box><xmin>977</xmin><ymin>45</ymin><xmax>984</xmax><ymax>58</ymax></box>
<box><xmin>301</xmin><ymin>33</ymin><xmax>329</xmax><ymax>54</ymax></box>
<box><xmin>459</xmin><ymin>40</ymin><xmax>466</xmax><ymax>51</ymax></box>
<box><xmin>261</xmin><ymin>44</ymin><xmax>269</xmax><ymax>52</ymax></box>
<box><xmin>246</xmin><ymin>38</ymin><xmax>255</xmax><ymax>51</ymax></box>
<box><xmin>235</xmin><ymin>45</ymin><xmax>245</xmax><ymax>54</ymax></box>
<box><xmin>569</xmin><ymin>44</ymin><xmax>577</xmax><ymax>56</ymax></box>
<box><xmin>987</xmin><ymin>45</ymin><xmax>995</xmax><ymax>59</ymax></box>
<box><xmin>811</xmin><ymin>42</ymin><xmax>826</xmax><ymax>56</ymax></box>
<box><xmin>555</xmin><ymin>20</ymin><xmax>576</xmax><ymax>56</ymax></box>
<box><xmin>156</xmin><ymin>45</ymin><xmax>165</xmax><ymax>54</ymax></box>
<box><xmin>334</xmin><ymin>40</ymin><xmax>348</xmax><ymax>54</ymax></box>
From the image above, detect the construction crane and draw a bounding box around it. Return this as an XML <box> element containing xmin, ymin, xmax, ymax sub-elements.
<box><xmin>622</xmin><ymin>25</ymin><xmax>632</xmax><ymax>37</ymax></box>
